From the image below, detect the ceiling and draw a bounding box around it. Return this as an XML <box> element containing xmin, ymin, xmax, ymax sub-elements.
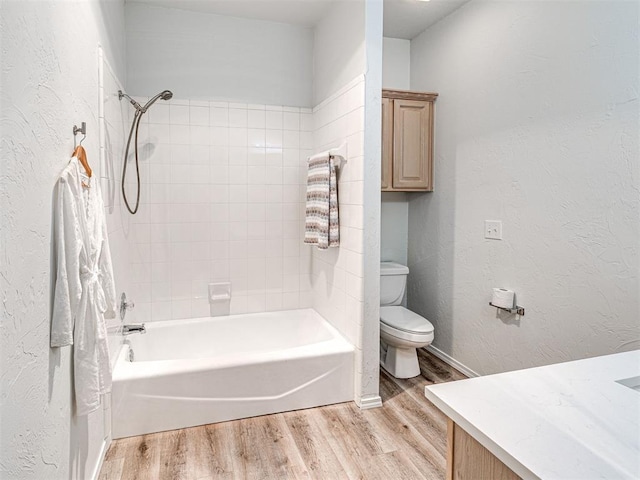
<box><xmin>127</xmin><ymin>0</ymin><xmax>470</xmax><ymax>40</ymax></box>
<box><xmin>128</xmin><ymin>0</ymin><xmax>337</xmax><ymax>27</ymax></box>
<box><xmin>384</xmin><ymin>0</ymin><xmax>469</xmax><ymax>39</ymax></box>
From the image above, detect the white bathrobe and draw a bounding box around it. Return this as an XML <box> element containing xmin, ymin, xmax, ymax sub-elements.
<box><xmin>51</xmin><ymin>157</ymin><xmax>116</xmax><ymax>416</ymax></box>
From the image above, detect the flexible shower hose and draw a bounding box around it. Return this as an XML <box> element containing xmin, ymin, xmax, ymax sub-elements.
<box><xmin>121</xmin><ymin>109</ymin><xmax>144</xmax><ymax>214</ymax></box>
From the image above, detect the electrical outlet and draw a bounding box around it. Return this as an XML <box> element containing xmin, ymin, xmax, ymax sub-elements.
<box><xmin>485</xmin><ymin>220</ymin><xmax>502</xmax><ymax>240</ymax></box>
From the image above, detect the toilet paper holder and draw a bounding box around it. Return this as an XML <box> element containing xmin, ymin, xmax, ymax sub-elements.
<box><xmin>489</xmin><ymin>302</ymin><xmax>525</xmax><ymax>316</ymax></box>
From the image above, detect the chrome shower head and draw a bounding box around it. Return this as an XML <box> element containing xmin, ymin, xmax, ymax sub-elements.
<box><xmin>119</xmin><ymin>89</ymin><xmax>173</xmax><ymax>114</ymax></box>
<box><xmin>141</xmin><ymin>90</ymin><xmax>173</xmax><ymax>113</ymax></box>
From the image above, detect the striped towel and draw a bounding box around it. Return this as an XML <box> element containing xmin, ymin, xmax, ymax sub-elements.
<box><xmin>304</xmin><ymin>152</ymin><xmax>339</xmax><ymax>249</ymax></box>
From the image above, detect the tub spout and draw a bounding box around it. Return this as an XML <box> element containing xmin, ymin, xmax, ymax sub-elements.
<box><xmin>123</xmin><ymin>323</ymin><xmax>146</xmax><ymax>335</ymax></box>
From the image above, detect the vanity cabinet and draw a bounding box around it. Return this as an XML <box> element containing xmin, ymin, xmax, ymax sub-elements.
<box><xmin>447</xmin><ymin>419</ymin><xmax>521</xmax><ymax>480</ymax></box>
<box><xmin>382</xmin><ymin>89</ymin><xmax>438</xmax><ymax>192</ymax></box>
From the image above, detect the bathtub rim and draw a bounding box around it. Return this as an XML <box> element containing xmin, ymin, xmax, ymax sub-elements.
<box><xmin>112</xmin><ymin>308</ymin><xmax>355</xmax><ymax>381</ymax></box>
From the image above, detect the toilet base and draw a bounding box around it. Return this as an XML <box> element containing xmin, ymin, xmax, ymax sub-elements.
<box><xmin>380</xmin><ymin>341</ymin><xmax>421</xmax><ymax>379</ymax></box>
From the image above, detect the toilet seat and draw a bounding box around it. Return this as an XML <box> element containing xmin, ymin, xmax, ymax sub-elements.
<box><xmin>380</xmin><ymin>306</ymin><xmax>433</xmax><ymax>334</ymax></box>
<box><xmin>380</xmin><ymin>306</ymin><xmax>434</xmax><ymax>344</ymax></box>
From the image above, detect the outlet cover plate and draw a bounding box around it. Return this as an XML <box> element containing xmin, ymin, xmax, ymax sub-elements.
<box><xmin>485</xmin><ymin>220</ymin><xmax>502</xmax><ymax>240</ymax></box>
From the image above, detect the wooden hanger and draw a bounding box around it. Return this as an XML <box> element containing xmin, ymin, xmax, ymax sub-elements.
<box><xmin>73</xmin><ymin>145</ymin><xmax>92</xmax><ymax>178</ymax></box>
<box><xmin>72</xmin><ymin>123</ymin><xmax>91</xmax><ymax>188</ymax></box>
<box><xmin>72</xmin><ymin>145</ymin><xmax>91</xmax><ymax>189</ymax></box>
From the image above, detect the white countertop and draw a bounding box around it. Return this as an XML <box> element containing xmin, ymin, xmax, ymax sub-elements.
<box><xmin>424</xmin><ymin>350</ymin><xmax>640</xmax><ymax>480</ymax></box>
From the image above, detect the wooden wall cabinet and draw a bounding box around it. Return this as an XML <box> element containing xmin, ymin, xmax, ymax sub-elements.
<box><xmin>382</xmin><ymin>89</ymin><xmax>437</xmax><ymax>192</ymax></box>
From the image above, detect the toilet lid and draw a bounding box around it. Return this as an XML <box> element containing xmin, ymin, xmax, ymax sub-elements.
<box><xmin>380</xmin><ymin>262</ymin><xmax>409</xmax><ymax>276</ymax></box>
<box><xmin>380</xmin><ymin>306</ymin><xmax>434</xmax><ymax>335</ymax></box>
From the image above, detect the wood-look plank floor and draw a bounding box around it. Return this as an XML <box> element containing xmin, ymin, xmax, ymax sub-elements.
<box><xmin>99</xmin><ymin>350</ymin><xmax>466</xmax><ymax>480</ymax></box>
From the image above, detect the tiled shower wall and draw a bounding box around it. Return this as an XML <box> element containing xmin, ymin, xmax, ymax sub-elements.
<box><xmin>310</xmin><ymin>76</ymin><xmax>366</xmax><ymax>399</ymax></box>
<box><xmin>123</xmin><ymin>98</ymin><xmax>314</xmax><ymax>321</ymax></box>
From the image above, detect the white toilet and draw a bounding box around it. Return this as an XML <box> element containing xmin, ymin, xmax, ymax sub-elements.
<box><xmin>380</xmin><ymin>262</ymin><xmax>434</xmax><ymax>379</ymax></box>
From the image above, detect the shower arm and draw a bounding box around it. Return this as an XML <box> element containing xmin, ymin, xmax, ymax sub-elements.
<box><xmin>118</xmin><ymin>90</ymin><xmax>142</xmax><ymax>112</ymax></box>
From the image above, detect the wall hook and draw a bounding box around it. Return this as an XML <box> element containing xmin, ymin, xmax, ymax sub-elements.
<box><xmin>73</xmin><ymin>122</ymin><xmax>86</xmax><ymax>149</ymax></box>
<box><xmin>73</xmin><ymin>122</ymin><xmax>86</xmax><ymax>137</ymax></box>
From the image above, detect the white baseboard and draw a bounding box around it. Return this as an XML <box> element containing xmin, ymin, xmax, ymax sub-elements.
<box><xmin>358</xmin><ymin>395</ymin><xmax>383</xmax><ymax>410</ymax></box>
<box><xmin>424</xmin><ymin>345</ymin><xmax>480</xmax><ymax>378</ymax></box>
<box><xmin>90</xmin><ymin>436</ymin><xmax>110</xmax><ymax>480</ymax></box>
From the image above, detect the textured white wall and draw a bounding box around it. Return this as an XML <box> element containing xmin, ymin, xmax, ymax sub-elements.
<box><xmin>0</xmin><ymin>1</ymin><xmax>126</xmax><ymax>479</ymax></box>
<box><xmin>382</xmin><ymin>37</ymin><xmax>410</xmax><ymax>90</ymax></box>
<box><xmin>380</xmin><ymin>193</ymin><xmax>409</xmax><ymax>265</ymax></box>
<box><xmin>408</xmin><ymin>0</ymin><xmax>640</xmax><ymax>374</ymax></box>
<box><xmin>125</xmin><ymin>2</ymin><xmax>314</xmax><ymax>107</ymax></box>
<box><xmin>381</xmin><ymin>37</ymin><xmax>411</xmax><ymax>266</ymax></box>
<box><xmin>313</xmin><ymin>1</ymin><xmax>366</xmax><ymax>105</ymax></box>
<box><xmin>361</xmin><ymin>0</ymin><xmax>383</xmax><ymax>407</ymax></box>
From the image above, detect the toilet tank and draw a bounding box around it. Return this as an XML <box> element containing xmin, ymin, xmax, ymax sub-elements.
<box><xmin>380</xmin><ymin>262</ymin><xmax>410</xmax><ymax>306</ymax></box>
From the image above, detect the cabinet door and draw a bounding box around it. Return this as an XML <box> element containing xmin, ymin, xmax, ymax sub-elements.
<box><xmin>381</xmin><ymin>97</ymin><xmax>394</xmax><ymax>190</ymax></box>
<box><xmin>393</xmin><ymin>99</ymin><xmax>434</xmax><ymax>190</ymax></box>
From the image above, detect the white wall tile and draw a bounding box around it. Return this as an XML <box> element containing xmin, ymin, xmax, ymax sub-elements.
<box><xmin>210</xmin><ymin>106</ymin><xmax>229</xmax><ymax>127</ymax></box>
<box><xmin>171</xmin><ymin>124</ymin><xmax>190</xmax><ymax>144</ymax></box>
<box><xmin>310</xmin><ymin>78</ymin><xmax>366</xmax><ymax>361</ymax></box>
<box><xmin>190</xmin><ymin>145</ymin><xmax>209</xmax><ymax>164</ymax></box>
<box><xmin>212</xmin><ymin>223</ymin><xmax>230</xmax><ymax>241</ymax></box>
<box><xmin>265</xmin><ymin>148</ymin><xmax>282</xmax><ymax>167</ymax></box>
<box><xmin>248</xmin><ymin>110</ymin><xmax>265</xmax><ymax>128</ymax></box>
<box><xmin>230</xmin><ymin>222</ymin><xmax>248</xmax><ymax>240</ymax></box>
<box><xmin>229</xmin><ymin>128</ymin><xmax>247</xmax><ymax>147</ymax></box>
<box><xmin>229</xmin><ymin>185</ymin><xmax>247</xmax><ymax>202</ymax></box>
<box><xmin>265</xmin><ymin>185</ymin><xmax>283</xmax><ymax>203</ymax></box>
<box><xmin>211</xmin><ymin>165</ymin><xmax>229</xmax><ymax>184</ymax></box>
<box><xmin>228</xmin><ymin>108</ymin><xmax>247</xmax><ymax>127</ymax></box>
<box><xmin>149</xmin><ymin>104</ymin><xmax>170</xmax><ymax>124</ymax></box>
<box><xmin>264</xmin><ymin>167</ymin><xmax>282</xmax><ymax>185</ymax></box>
<box><xmin>190</xmin><ymin>106</ymin><xmax>209</xmax><ymax>126</ymax></box>
<box><xmin>229</xmin><ymin>147</ymin><xmax>248</xmax><ymax>166</ymax></box>
<box><xmin>211</xmin><ymin>127</ymin><xmax>229</xmax><ymax>146</ymax></box>
<box><xmin>283</xmin><ymin>112</ymin><xmax>300</xmax><ymax>131</ymax></box>
<box><xmin>282</xmin><ymin>292</ymin><xmax>299</xmax><ymax>310</ymax></box>
<box><xmin>229</xmin><ymin>204</ymin><xmax>247</xmax><ymax>222</ymax></box>
<box><xmin>170</xmin><ymin>104</ymin><xmax>190</xmax><ymax>125</ymax></box>
<box><xmin>152</xmin><ymin>301</ymin><xmax>172</xmax><ymax>321</ymax></box>
<box><xmin>229</xmin><ymin>166</ymin><xmax>248</xmax><ymax>184</ymax></box>
<box><xmin>149</xmin><ymin>123</ymin><xmax>171</xmax><ymax>143</ymax></box>
<box><xmin>248</xmin><ymin>147</ymin><xmax>265</xmax><ymax>166</ymax></box>
<box><xmin>210</xmin><ymin>204</ymin><xmax>230</xmax><ymax>223</ymax></box>
<box><xmin>132</xmin><ymin>100</ymin><xmax>311</xmax><ymax>319</ymax></box>
<box><xmin>248</xmin><ymin>128</ymin><xmax>265</xmax><ymax>148</ymax></box>
<box><xmin>283</xmin><ymin>130</ymin><xmax>300</xmax><ymax>148</ymax></box>
<box><xmin>300</xmin><ymin>113</ymin><xmax>314</xmax><ymax>132</ymax></box>
<box><xmin>266</xmin><ymin>111</ymin><xmax>283</xmax><ymax>129</ymax></box>
<box><xmin>248</xmin><ymin>166</ymin><xmax>266</xmax><ymax>185</ymax></box>
<box><xmin>248</xmin><ymin>185</ymin><xmax>266</xmax><ymax>203</ymax></box>
<box><xmin>266</xmin><ymin>130</ymin><xmax>283</xmax><ymax>148</ymax></box>
<box><xmin>190</xmin><ymin>125</ymin><xmax>209</xmax><ymax>145</ymax></box>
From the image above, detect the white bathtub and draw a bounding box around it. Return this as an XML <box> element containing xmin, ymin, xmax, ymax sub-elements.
<box><xmin>111</xmin><ymin>309</ymin><xmax>354</xmax><ymax>439</ymax></box>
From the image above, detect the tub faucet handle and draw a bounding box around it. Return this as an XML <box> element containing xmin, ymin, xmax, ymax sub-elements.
<box><xmin>119</xmin><ymin>292</ymin><xmax>135</xmax><ymax>320</ymax></box>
